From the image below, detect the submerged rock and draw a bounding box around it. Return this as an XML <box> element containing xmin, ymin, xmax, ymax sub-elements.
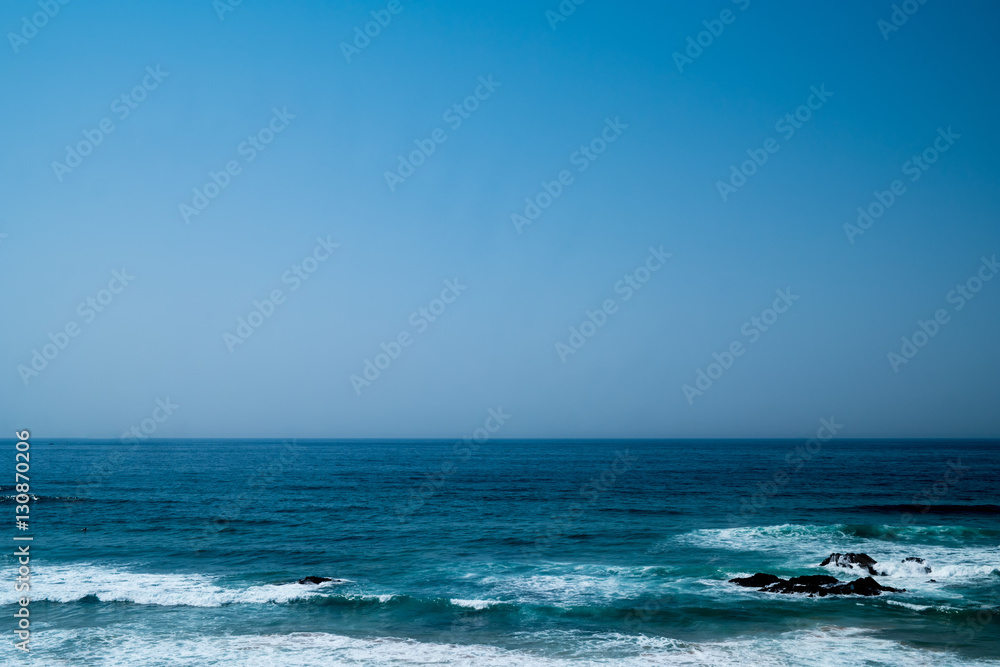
<box><xmin>297</xmin><ymin>576</ymin><xmax>333</xmax><ymax>585</ymax></box>
<box><xmin>729</xmin><ymin>573</ymin><xmax>784</xmax><ymax>588</ymax></box>
<box><xmin>820</xmin><ymin>552</ymin><xmax>879</xmax><ymax>575</ymax></box>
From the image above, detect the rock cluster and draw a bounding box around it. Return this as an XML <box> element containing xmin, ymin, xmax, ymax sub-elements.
<box><xmin>820</xmin><ymin>552</ymin><xmax>879</xmax><ymax>575</ymax></box>
<box><xmin>730</xmin><ymin>572</ymin><xmax>905</xmax><ymax>597</ymax></box>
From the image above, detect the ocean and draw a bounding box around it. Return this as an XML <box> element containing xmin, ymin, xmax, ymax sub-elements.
<box><xmin>2</xmin><ymin>438</ymin><xmax>998</xmax><ymax>665</ymax></box>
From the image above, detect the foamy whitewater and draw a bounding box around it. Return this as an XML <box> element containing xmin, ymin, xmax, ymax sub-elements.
<box><xmin>1</xmin><ymin>439</ymin><xmax>997</xmax><ymax>665</ymax></box>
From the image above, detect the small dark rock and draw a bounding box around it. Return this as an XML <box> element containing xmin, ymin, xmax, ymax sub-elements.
<box><xmin>297</xmin><ymin>576</ymin><xmax>333</xmax><ymax>585</ymax></box>
<box><xmin>928</xmin><ymin>579</ymin><xmax>937</xmax><ymax>583</ymax></box>
<box><xmin>729</xmin><ymin>573</ymin><xmax>784</xmax><ymax>588</ymax></box>
<box><xmin>820</xmin><ymin>553</ymin><xmax>879</xmax><ymax>576</ymax></box>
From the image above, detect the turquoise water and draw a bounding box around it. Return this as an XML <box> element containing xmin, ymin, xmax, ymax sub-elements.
<box><xmin>2</xmin><ymin>439</ymin><xmax>998</xmax><ymax>665</ymax></box>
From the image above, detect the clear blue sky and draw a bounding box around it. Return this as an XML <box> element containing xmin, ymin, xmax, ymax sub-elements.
<box><xmin>2</xmin><ymin>0</ymin><xmax>998</xmax><ymax>439</ymax></box>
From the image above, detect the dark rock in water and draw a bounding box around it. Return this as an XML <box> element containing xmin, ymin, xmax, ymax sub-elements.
<box><xmin>790</xmin><ymin>575</ymin><xmax>840</xmax><ymax>586</ymax></box>
<box><xmin>820</xmin><ymin>552</ymin><xmax>878</xmax><ymax>575</ymax></box>
<box><xmin>298</xmin><ymin>576</ymin><xmax>333</xmax><ymax>585</ymax></box>
<box><xmin>826</xmin><ymin>576</ymin><xmax>905</xmax><ymax>596</ymax></box>
<box><xmin>735</xmin><ymin>572</ymin><xmax>906</xmax><ymax>597</ymax></box>
<box><xmin>762</xmin><ymin>575</ymin><xmax>840</xmax><ymax>595</ymax></box>
<box><xmin>903</xmin><ymin>557</ymin><xmax>932</xmax><ymax>573</ymax></box>
<box><xmin>730</xmin><ymin>553</ymin><xmax>908</xmax><ymax>597</ymax></box>
<box><xmin>729</xmin><ymin>573</ymin><xmax>784</xmax><ymax>588</ymax></box>
<box><xmin>928</xmin><ymin>579</ymin><xmax>937</xmax><ymax>583</ymax></box>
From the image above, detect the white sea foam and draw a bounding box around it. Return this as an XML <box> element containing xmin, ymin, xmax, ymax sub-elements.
<box><xmin>877</xmin><ymin>560</ymin><xmax>999</xmax><ymax>581</ymax></box>
<box><xmin>469</xmin><ymin>561</ymin><xmax>679</xmax><ymax>607</ymax></box>
<box><xmin>0</xmin><ymin>561</ymin><xmax>673</xmax><ymax>610</ymax></box>
<box><xmin>450</xmin><ymin>598</ymin><xmax>506</xmax><ymax>609</ymax></box>
<box><xmin>479</xmin><ymin>572</ymin><xmax>645</xmax><ymax>607</ymax></box>
<box><xmin>884</xmin><ymin>599</ymin><xmax>933</xmax><ymax>612</ymax></box>
<box><xmin>2</xmin><ymin>626</ymin><xmax>997</xmax><ymax>666</ymax></box>
<box><xmin>0</xmin><ymin>563</ymin><xmax>348</xmax><ymax>607</ymax></box>
<box><xmin>676</xmin><ymin>523</ymin><xmax>996</xmax><ymax>549</ymax></box>
<box><xmin>674</xmin><ymin>525</ymin><xmax>1000</xmax><ymax>583</ymax></box>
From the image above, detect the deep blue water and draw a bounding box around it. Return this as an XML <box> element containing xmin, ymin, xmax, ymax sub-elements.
<box><xmin>2</xmin><ymin>439</ymin><xmax>998</xmax><ymax>665</ymax></box>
